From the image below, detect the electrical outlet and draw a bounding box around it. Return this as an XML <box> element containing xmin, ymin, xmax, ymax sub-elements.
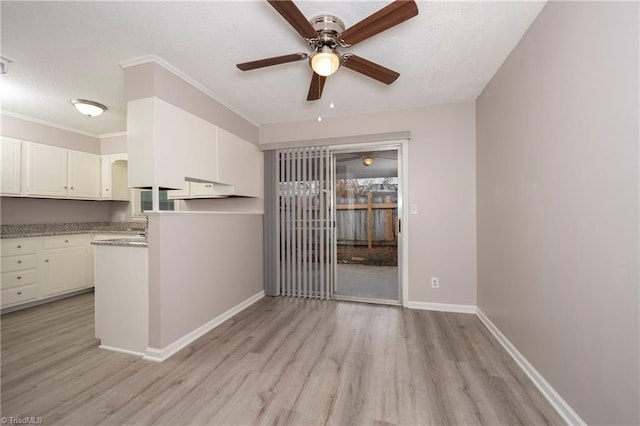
<box><xmin>431</xmin><ymin>277</ymin><xmax>439</xmax><ymax>288</ymax></box>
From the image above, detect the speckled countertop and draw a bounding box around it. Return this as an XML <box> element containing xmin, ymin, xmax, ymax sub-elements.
<box><xmin>1</xmin><ymin>222</ymin><xmax>146</xmax><ymax>239</ymax></box>
<box><xmin>91</xmin><ymin>237</ymin><xmax>148</xmax><ymax>248</ymax></box>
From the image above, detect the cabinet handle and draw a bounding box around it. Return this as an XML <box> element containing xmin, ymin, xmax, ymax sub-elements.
<box><xmin>45</xmin><ymin>259</ymin><xmax>49</xmax><ymax>263</ymax></box>
<box><xmin>17</xmin><ymin>245</ymin><xmax>21</xmax><ymax>249</ymax></box>
<box><xmin>65</xmin><ymin>240</ymin><xmax>69</xmax><ymax>243</ymax></box>
<box><xmin>106</xmin><ymin>188</ymin><xmax>109</xmax><ymax>191</ymax></box>
<box><xmin>17</xmin><ymin>292</ymin><xmax>22</xmax><ymax>296</ymax></box>
<box><xmin>71</xmin><ymin>187</ymin><xmax>74</xmax><ymax>190</ymax></box>
<box><xmin>17</xmin><ymin>276</ymin><xmax>21</xmax><ymax>280</ymax></box>
<box><xmin>17</xmin><ymin>260</ymin><xmax>22</xmax><ymax>264</ymax></box>
<box><xmin>64</xmin><ymin>186</ymin><xmax>68</xmax><ymax>189</ymax></box>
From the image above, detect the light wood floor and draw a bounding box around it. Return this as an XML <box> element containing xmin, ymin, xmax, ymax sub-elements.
<box><xmin>1</xmin><ymin>293</ymin><xmax>564</xmax><ymax>425</ymax></box>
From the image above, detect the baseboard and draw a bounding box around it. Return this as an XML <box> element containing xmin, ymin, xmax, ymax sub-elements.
<box><xmin>1</xmin><ymin>287</ymin><xmax>94</xmax><ymax>315</ymax></box>
<box><xmin>407</xmin><ymin>301</ymin><xmax>476</xmax><ymax>314</ymax></box>
<box><xmin>143</xmin><ymin>290</ymin><xmax>265</xmax><ymax>362</ymax></box>
<box><xmin>99</xmin><ymin>345</ymin><xmax>145</xmax><ymax>358</ymax></box>
<box><xmin>475</xmin><ymin>308</ymin><xmax>586</xmax><ymax>426</ymax></box>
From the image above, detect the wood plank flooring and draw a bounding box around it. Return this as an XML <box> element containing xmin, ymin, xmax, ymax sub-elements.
<box><xmin>1</xmin><ymin>293</ymin><xmax>564</xmax><ymax>425</ymax></box>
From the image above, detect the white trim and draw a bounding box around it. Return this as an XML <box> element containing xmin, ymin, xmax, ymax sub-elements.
<box><xmin>119</xmin><ymin>55</ymin><xmax>259</xmax><ymax>128</ymax></box>
<box><xmin>407</xmin><ymin>301</ymin><xmax>477</xmax><ymax>314</ymax></box>
<box><xmin>144</xmin><ymin>210</ymin><xmax>264</xmax><ymax>216</ymax></box>
<box><xmin>99</xmin><ymin>132</ymin><xmax>127</xmax><ymax>139</ymax></box>
<box><xmin>98</xmin><ymin>345</ymin><xmax>145</xmax><ymax>358</ymax></box>
<box><xmin>400</xmin><ymin>140</ymin><xmax>409</xmax><ymax>307</ymax></box>
<box><xmin>262</xmin><ymin>132</ymin><xmax>412</xmax><ymax>151</ymax></box>
<box><xmin>476</xmin><ymin>308</ymin><xmax>586</xmax><ymax>426</ymax></box>
<box><xmin>334</xmin><ymin>295</ymin><xmax>402</xmax><ymax>306</ymax></box>
<box><xmin>1</xmin><ymin>110</ymin><xmax>102</xmax><ymax>138</ymax></box>
<box><xmin>143</xmin><ymin>290</ymin><xmax>265</xmax><ymax>362</ymax></box>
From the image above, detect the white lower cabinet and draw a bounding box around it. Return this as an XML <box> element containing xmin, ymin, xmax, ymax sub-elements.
<box><xmin>39</xmin><ymin>241</ymin><xmax>88</xmax><ymax>298</ymax></box>
<box><xmin>1</xmin><ymin>234</ymin><xmax>94</xmax><ymax>310</ymax></box>
<box><xmin>0</xmin><ymin>238</ymin><xmax>38</xmax><ymax>307</ymax></box>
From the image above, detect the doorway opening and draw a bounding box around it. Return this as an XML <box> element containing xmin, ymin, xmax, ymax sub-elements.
<box><xmin>332</xmin><ymin>148</ymin><xmax>400</xmax><ymax>304</ymax></box>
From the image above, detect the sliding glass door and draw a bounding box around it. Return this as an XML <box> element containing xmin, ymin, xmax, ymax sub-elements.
<box><xmin>333</xmin><ymin>148</ymin><xmax>400</xmax><ymax>303</ymax></box>
<box><xmin>265</xmin><ymin>144</ymin><xmax>402</xmax><ymax>305</ymax></box>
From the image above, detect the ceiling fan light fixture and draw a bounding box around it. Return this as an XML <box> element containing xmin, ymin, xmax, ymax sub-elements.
<box><xmin>363</xmin><ymin>155</ymin><xmax>375</xmax><ymax>167</ymax></box>
<box><xmin>311</xmin><ymin>48</ymin><xmax>340</xmax><ymax>77</ymax></box>
<box><xmin>70</xmin><ymin>98</ymin><xmax>107</xmax><ymax>117</ymax></box>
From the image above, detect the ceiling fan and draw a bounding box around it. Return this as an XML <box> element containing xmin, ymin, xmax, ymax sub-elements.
<box><xmin>236</xmin><ymin>0</ymin><xmax>419</xmax><ymax>101</ymax></box>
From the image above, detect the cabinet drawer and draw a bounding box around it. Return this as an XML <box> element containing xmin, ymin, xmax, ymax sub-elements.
<box><xmin>1</xmin><ymin>239</ymin><xmax>37</xmax><ymax>256</ymax></box>
<box><xmin>1</xmin><ymin>285</ymin><xmax>37</xmax><ymax>307</ymax></box>
<box><xmin>1</xmin><ymin>270</ymin><xmax>36</xmax><ymax>289</ymax></box>
<box><xmin>1</xmin><ymin>254</ymin><xmax>37</xmax><ymax>272</ymax></box>
<box><xmin>43</xmin><ymin>235</ymin><xmax>87</xmax><ymax>249</ymax></box>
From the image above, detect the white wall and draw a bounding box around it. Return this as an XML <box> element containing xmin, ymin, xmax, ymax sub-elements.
<box><xmin>2</xmin><ymin>113</ymin><xmax>101</xmax><ymax>153</ymax></box>
<box><xmin>0</xmin><ymin>197</ymin><xmax>109</xmax><ymax>224</ymax></box>
<box><xmin>476</xmin><ymin>2</ymin><xmax>639</xmax><ymax>424</ymax></box>
<box><xmin>146</xmin><ymin>212</ymin><xmax>263</xmax><ymax>349</ymax></box>
<box><xmin>260</xmin><ymin>103</ymin><xmax>477</xmax><ymax>306</ymax></box>
<box><xmin>100</xmin><ymin>134</ymin><xmax>127</xmax><ymax>155</ymax></box>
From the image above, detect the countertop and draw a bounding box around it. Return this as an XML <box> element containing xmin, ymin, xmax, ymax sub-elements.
<box><xmin>91</xmin><ymin>237</ymin><xmax>148</xmax><ymax>248</ymax></box>
<box><xmin>1</xmin><ymin>222</ymin><xmax>146</xmax><ymax>239</ymax></box>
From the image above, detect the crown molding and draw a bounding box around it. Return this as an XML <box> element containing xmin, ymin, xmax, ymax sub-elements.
<box><xmin>99</xmin><ymin>132</ymin><xmax>127</xmax><ymax>139</ymax></box>
<box><xmin>1</xmin><ymin>110</ymin><xmax>101</xmax><ymax>138</ymax></box>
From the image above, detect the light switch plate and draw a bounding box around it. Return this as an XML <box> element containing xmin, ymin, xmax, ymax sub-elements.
<box><xmin>410</xmin><ymin>204</ymin><xmax>418</xmax><ymax>214</ymax></box>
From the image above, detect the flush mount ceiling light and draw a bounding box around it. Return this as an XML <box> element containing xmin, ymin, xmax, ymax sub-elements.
<box><xmin>310</xmin><ymin>46</ymin><xmax>340</xmax><ymax>77</ymax></box>
<box><xmin>363</xmin><ymin>155</ymin><xmax>375</xmax><ymax>167</ymax></box>
<box><xmin>70</xmin><ymin>99</ymin><xmax>107</xmax><ymax>117</ymax></box>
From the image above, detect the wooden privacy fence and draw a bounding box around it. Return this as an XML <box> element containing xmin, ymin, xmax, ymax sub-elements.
<box><xmin>336</xmin><ymin>192</ymin><xmax>398</xmax><ymax>248</ymax></box>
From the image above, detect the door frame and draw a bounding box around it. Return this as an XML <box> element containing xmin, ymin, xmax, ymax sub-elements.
<box><xmin>328</xmin><ymin>139</ymin><xmax>409</xmax><ymax>306</ymax></box>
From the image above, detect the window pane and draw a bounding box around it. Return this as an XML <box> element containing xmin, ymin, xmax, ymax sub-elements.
<box><xmin>140</xmin><ymin>190</ymin><xmax>175</xmax><ymax>212</ymax></box>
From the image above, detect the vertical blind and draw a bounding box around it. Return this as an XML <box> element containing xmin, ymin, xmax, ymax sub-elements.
<box><xmin>265</xmin><ymin>146</ymin><xmax>334</xmax><ymax>299</ymax></box>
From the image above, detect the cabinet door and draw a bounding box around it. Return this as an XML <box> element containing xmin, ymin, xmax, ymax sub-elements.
<box><xmin>1</xmin><ymin>137</ymin><xmax>22</xmax><ymax>195</ymax></box>
<box><xmin>40</xmin><ymin>247</ymin><xmax>87</xmax><ymax>298</ymax></box>
<box><xmin>110</xmin><ymin>156</ymin><xmax>130</xmax><ymax>201</ymax></box>
<box><xmin>101</xmin><ymin>154</ymin><xmax>130</xmax><ymax>201</ymax></box>
<box><xmin>101</xmin><ymin>156</ymin><xmax>111</xmax><ymax>198</ymax></box>
<box><xmin>27</xmin><ymin>143</ymin><xmax>68</xmax><ymax>197</ymax></box>
<box><xmin>68</xmin><ymin>150</ymin><xmax>101</xmax><ymax>199</ymax></box>
<box><xmin>217</xmin><ymin>128</ymin><xmax>261</xmax><ymax>197</ymax></box>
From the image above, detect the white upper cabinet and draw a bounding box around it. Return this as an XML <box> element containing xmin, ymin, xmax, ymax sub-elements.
<box><xmin>26</xmin><ymin>142</ymin><xmax>101</xmax><ymax>199</ymax></box>
<box><xmin>1</xmin><ymin>137</ymin><xmax>22</xmax><ymax>195</ymax></box>
<box><xmin>217</xmin><ymin>128</ymin><xmax>261</xmax><ymax>197</ymax></box>
<box><xmin>68</xmin><ymin>150</ymin><xmax>101</xmax><ymax>199</ymax></box>
<box><xmin>127</xmin><ymin>96</ymin><xmax>261</xmax><ymax>198</ymax></box>
<box><xmin>101</xmin><ymin>153</ymin><xmax>129</xmax><ymax>200</ymax></box>
<box><xmin>128</xmin><ymin>97</ymin><xmax>218</xmax><ymax>190</ymax></box>
<box><xmin>27</xmin><ymin>143</ymin><xmax>68</xmax><ymax>197</ymax></box>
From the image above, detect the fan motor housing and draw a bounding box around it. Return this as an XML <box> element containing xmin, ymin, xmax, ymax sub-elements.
<box><xmin>310</xmin><ymin>15</ymin><xmax>345</xmax><ymax>50</ymax></box>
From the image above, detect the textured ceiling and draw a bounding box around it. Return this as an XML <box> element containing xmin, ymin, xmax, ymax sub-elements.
<box><xmin>0</xmin><ymin>1</ymin><xmax>546</xmax><ymax>136</ymax></box>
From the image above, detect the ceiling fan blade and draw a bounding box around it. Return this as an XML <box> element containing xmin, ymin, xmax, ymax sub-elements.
<box><xmin>237</xmin><ymin>53</ymin><xmax>308</xmax><ymax>71</ymax></box>
<box><xmin>340</xmin><ymin>0</ymin><xmax>418</xmax><ymax>46</ymax></box>
<box><xmin>307</xmin><ymin>72</ymin><xmax>326</xmax><ymax>101</ymax></box>
<box><xmin>342</xmin><ymin>54</ymin><xmax>400</xmax><ymax>85</ymax></box>
<box><xmin>267</xmin><ymin>0</ymin><xmax>318</xmax><ymax>40</ymax></box>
